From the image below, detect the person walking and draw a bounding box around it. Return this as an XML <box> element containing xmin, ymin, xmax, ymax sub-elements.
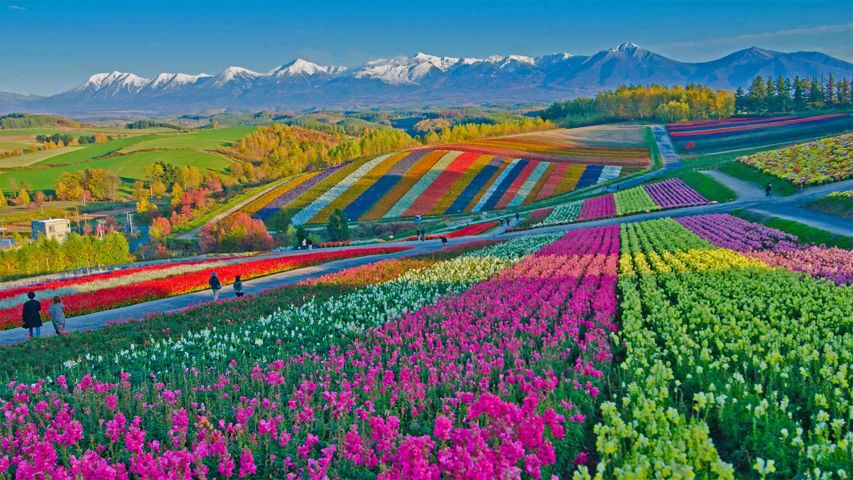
<box><xmin>765</xmin><ymin>183</ymin><xmax>772</xmax><ymax>198</ymax></box>
<box><xmin>22</xmin><ymin>292</ymin><xmax>42</xmax><ymax>339</ymax></box>
<box><xmin>441</xmin><ymin>235</ymin><xmax>448</xmax><ymax>249</ymax></box>
<box><xmin>47</xmin><ymin>296</ymin><xmax>65</xmax><ymax>335</ymax></box>
<box><xmin>233</xmin><ymin>275</ymin><xmax>244</xmax><ymax>298</ymax></box>
<box><xmin>209</xmin><ymin>272</ymin><xmax>222</xmax><ymax>302</ymax></box>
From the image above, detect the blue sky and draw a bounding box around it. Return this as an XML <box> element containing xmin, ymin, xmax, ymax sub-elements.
<box><xmin>1</xmin><ymin>0</ymin><xmax>852</xmax><ymax>95</ymax></box>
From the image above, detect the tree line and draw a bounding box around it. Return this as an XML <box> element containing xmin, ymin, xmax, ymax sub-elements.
<box><xmin>126</xmin><ymin>120</ymin><xmax>183</xmax><ymax>130</ymax></box>
<box><xmin>0</xmin><ymin>231</ymin><xmax>132</xmax><ymax>279</ymax></box>
<box><xmin>0</xmin><ymin>113</ymin><xmax>83</xmax><ymax>129</ymax></box>
<box><xmin>735</xmin><ymin>74</ymin><xmax>852</xmax><ymax>114</ymax></box>
<box><xmin>36</xmin><ymin>133</ymin><xmax>111</xmax><ymax>146</ymax></box>
<box><xmin>541</xmin><ymin>84</ymin><xmax>736</xmax><ymax>125</ymax></box>
<box><xmin>228</xmin><ymin>125</ymin><xmax>418</xmax><ymax>179</ymax></box>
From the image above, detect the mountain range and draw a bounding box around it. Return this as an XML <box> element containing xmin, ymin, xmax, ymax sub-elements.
<box><xmin>3</xmin><ymin>43</ymin><xmax>852</xmax><ymax>115</ymax></box>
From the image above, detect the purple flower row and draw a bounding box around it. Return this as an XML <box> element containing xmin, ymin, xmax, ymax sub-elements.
<box><xmin>643</xmin><ymin>178</ymin><xmax>708</xmax><ymax>209</ymax></box>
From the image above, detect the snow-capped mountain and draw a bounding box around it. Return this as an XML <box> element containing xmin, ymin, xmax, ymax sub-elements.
<box><xmin>144</xmin><ymin>73</ymin><xmax>212</xmax><ymax>91</ymax></box>
<box><xmin>269</xmin><ymin>58</ymin><xmax>346</xmax><ymax>79</ymax></box>
<box><xmin>71</xmin><ymin>71</ymin><xmax>151</xmax><ymax>96</ymax></box>
<box><xmin>353</xmin><ymin>52</ymin><xmax>461</xmax><ymax>85</ymax></box>
<box><xmin>4</xmin><ymin>43</ymin><xmax>852</xmax><ymax>114</ymax></box>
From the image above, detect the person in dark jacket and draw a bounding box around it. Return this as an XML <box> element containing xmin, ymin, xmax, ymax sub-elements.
<box><xmin>441</xmin><ymin>235</ymin><xmax>448</xmax><ymax>249</ymax></box>
<box><xmin>233</xmin><ymin>275</ymin><xmax>244</xmax><ymax>298</ymax></box>
<box><xmin>765</xmin><ymin>183</ymin><xmax>772</xmax><ymax>198</ymax></box>
<box><xmin>209</xmin><ymin>272</ymin><xmax>222</xmax><ymax>301</ymax></box>
<box><xmin>22</xmin><ymin>291</ymin><xmax>42</xmax><ymax>339</ymax></box>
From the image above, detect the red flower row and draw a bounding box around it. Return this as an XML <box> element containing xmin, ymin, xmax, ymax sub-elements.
<box><xmin>0</xmin><ymin>247</ymin><xmax>409</xmax><ymax>330</ymax></box>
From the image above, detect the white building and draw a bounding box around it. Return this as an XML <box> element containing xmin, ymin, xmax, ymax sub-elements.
<box><xmin>31</xmin><ymin>218</ymin><xmax>71</xmax><ymax>243</ymax></box>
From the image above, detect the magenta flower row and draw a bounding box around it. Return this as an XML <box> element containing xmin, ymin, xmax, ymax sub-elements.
<box><xmin>577</xmin><ymin>194</ymin><xmax>616</xmax><ymax>221</ymax></box>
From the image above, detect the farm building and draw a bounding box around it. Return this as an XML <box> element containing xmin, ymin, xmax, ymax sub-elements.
<box><xmin>31</xmin><ymin>218</ymin><xmax>71</xmax><ymax>243</ymax></box>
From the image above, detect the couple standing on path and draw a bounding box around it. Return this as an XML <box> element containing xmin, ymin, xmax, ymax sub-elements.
<box><xmin>208</xmin><ymin>272</ymin><xmax>244</xmax><ymax>302</ymax></box>
<box><xmin>21</xmin><ymin>291</ymin><xmax>66</xmax><ymax>339</ymax></box>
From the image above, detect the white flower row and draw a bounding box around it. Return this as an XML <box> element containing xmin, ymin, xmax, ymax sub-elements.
<box><xmin>508</xmin><ymin>161</ymin><xmax>550</xmax><ymax>208</ymax></box>
<box><xmin>535</xmin><ymin>200</ymin><xmax>583</xmax><ymax>227</ymax></box>
<box><xmin>291</xmin><ymin>154</ymin><xmax>392</xmax><ymax>225</ymax></box>
<box><xmin>78</xmin><ymin>233</ymin><xmax>560</xmax><ymax>377</ymax></box>
<box><xmin>596</xmin><ymin>165</ymin><xmax>622</xmax><ymax>184</ymax></box>
<box><xmin>472</xmin><ymin>158</ymin><xmax>522</xmax><ymax>212</ymax></box>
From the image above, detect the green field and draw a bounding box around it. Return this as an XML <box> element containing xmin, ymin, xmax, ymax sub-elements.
<box><xmin>0</xmin><ymin>146</ymin><xmax>85</xmax><ymax>168</ymax></box>
<box><xmin>1</xmin><ymin>149</ymin><xmax>233</xmax><ymax>193</ymax></box>
<box><xmin>0</xmin><ymin>125</ymin><xmax>256</xmax><ymax>194</ymax></box>
<box><xmin>119</xmin><ymin>126</ymin><xmax>255</xmax><ymax>153</ymax></box>
<box><xmin>34</xmin><ymin>135</ymin><xmax>160</xmax><ymax>167</ymax></box>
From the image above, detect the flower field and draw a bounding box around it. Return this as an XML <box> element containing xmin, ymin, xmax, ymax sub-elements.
<box><xmin>534</xmin><ymin>178</ymin><xmax>709</xmax><ymax>227</ymax></box>
<box><xmin>1</xmin><ymin>213</ymin><xmax>851</xmax><ymax>478</ymax></box>
<box><xmin>0</xmin><ymin>247</ymin><xmax>409</xmax><ymax>331</ymax></box>
<box><xmin>736</xmin><ymin>133</ymin><xmax>852</xmax><ymax>186</ymax></box>
<box><xmin>247</xmin><ymin>142</ymin><xmax>642</xmax><ymax>224</ymax></box>
<box><xmin>666</xmin><ymin>113</ymin><xmax>853</xmax><ymax>153</ymax></box>
<box><xmin>677</xmin><ymin>214</ymin><xmax>853</xmax><ymax>284</ymax></box>
<box><xmin>580</xmin><ymin>218</ymin><xmax>852</xmax><ymax>478</ymax></box>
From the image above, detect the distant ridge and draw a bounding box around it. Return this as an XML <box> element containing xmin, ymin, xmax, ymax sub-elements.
<box><xmin>3</xmin><ymin>43</ymin><xmax>852</xmax><ymax>115</ymax></box>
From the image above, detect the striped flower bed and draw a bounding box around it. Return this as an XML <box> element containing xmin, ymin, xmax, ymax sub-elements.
<box><xmin>292</xmin><ymin>154</ymin><xmax>392</xmax><ymax>225</ymax></box>
<box><xmin>343</xmin><ymin>150</ymin><xmax>429</xmax><ymax>221</ymax></box>
<box><xmin>246</xmin><ymin>173</ymin><xmax>321</xmax><ymax>221</ymax></box>
<box><xmin>404</xmin><ymin>152</ymin><xmax>481</xmax><ymax>217</ymax></box>
<box><xmin>667</xmin><ymin>114</ymin><xmax>853</xmax><ymax>153</ymax></box>
<box><xmin>385</xmin><ymin>151</ymin><xmax>462</xmax><ymax>218</ymax></box>
<box><xmin>310</xmin><ymin>151</ymin><xmax>411</xmax><ymax>224</ymax></box>
<box><xmin>252</xmin><ymin>146</ymin><xmax>633</xmax><ymax>224</ymax></box>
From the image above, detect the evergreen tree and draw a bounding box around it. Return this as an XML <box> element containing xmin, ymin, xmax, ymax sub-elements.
<box><xmin>747</xmin><ymin>76</ymin><xmax>767</xmax><ymax>113</ymax></box>
<box><xmin>326</xmin><ymin>209</ymin><xmax>350</xmax><ymax>241</ymax></box>
<box><xmin>826</xmin><ymin>74</ymin><xmax>835</xmax><ymax>104</ymax></box>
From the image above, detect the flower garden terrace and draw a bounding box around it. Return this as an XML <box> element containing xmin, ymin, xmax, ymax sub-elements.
<box><xmin>0</xmin><ymin>213</ymin><xmax>850</xmax><ymax>478</ymax></box>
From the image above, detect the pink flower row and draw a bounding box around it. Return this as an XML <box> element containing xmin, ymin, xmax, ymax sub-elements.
<box><xmin>0</xmin><ymin>226</ymin><xmax>620</xmax><ymax>479</ymax></box>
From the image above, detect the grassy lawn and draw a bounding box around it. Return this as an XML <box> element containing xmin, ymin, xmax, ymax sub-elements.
<box><xmin>717</xmin><ymin>161</ymin><xmax>798</xmax><ymax>196</ymax></box>
<box><xmin>804</xmin><ymin>195</ymin><xmax>853</xmax><ymax>220</ymax></box>
<box><xmin>677</xmin><ymin>171</ymin><xmax>736</xmax><ymax>203</ymax></box>
<box><xmin>733</xmin><ymin>209</ymin><xmax>853</xmax><ymax>249</ymax></box>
